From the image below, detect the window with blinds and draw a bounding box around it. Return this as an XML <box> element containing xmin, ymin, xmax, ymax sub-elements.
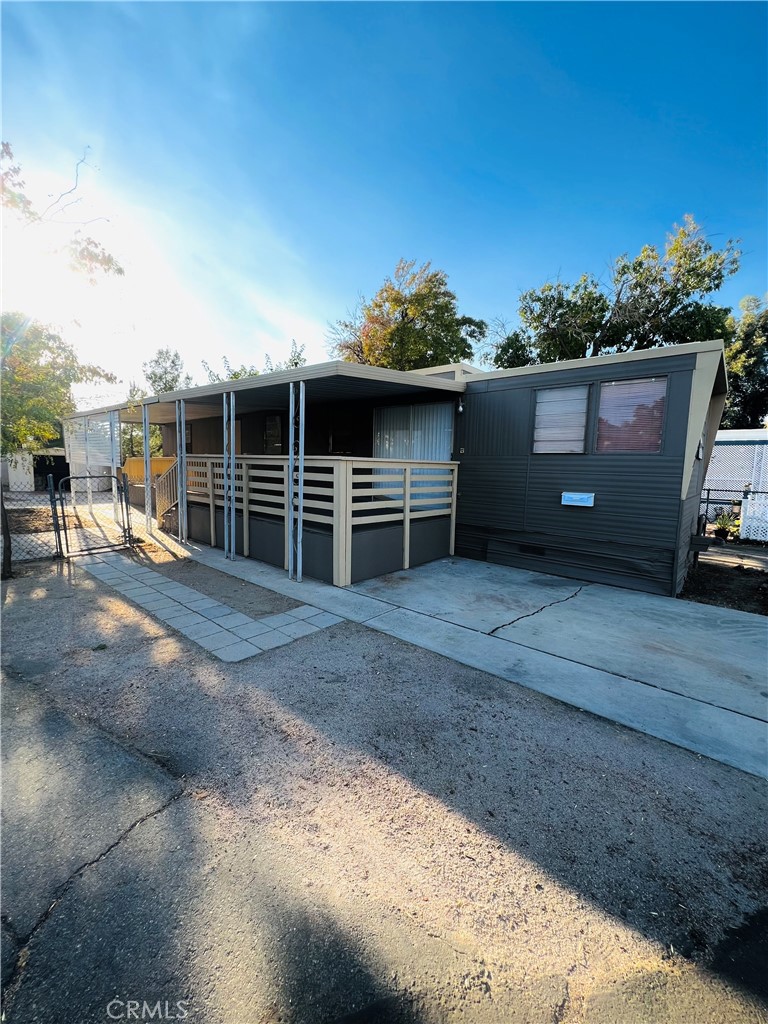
<box><xmin>596</xmin><ymin>377</ymin><xmax>667</xmax><ymax>453</ymax></box>
<box><xmin>533</xmin><ymin>385</ymin><xmax>589</xmax><ymax>453</ymax></box>
<box><xmin>373</xmin><ymin>403</ymin><xmax>454</xmax><ymax>461</ymax></box>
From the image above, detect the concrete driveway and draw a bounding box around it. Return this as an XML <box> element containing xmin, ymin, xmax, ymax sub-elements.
<box><xmin>186</xmin><ymin>548</ymin><xmax>767</xmax><ymax>778</ymax></box>
<box><xmin>351</xmin><ymin>558</ymin><xmax>768</xmax><ymax>778</ymax></box>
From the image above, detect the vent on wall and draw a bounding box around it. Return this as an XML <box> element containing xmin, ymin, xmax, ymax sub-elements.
<box><xmin>519</xmin><ymin>544</ymin><xmax>547</xmax><ymax>557</ymax></box>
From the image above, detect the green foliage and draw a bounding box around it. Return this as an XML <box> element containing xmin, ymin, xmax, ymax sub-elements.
<box><xmin>1</xmin><ymin>143</ymin><xmax>125</xmax><ymax>284</ymax></box>
<box><xmin>121</xmin><ymin>381</ymin><xmax>162</xmax><ymax>458</ymax></box>
<box><xmin>142</xmin><ymin>348</ymin><xmax>193</xmax><ymax>395</ymax></box>
<box><xmin>713</xmin><ymin>510</ymin><xmax>739</xmax><ymax>536</ymax></box>
<box><xmin>264</xmin><ymin>339</ymin><xmax>307</xmax><ymax>373</ymax></box>
<box><xmin>330</xmin><ymin>260</ymin><xmax>486</xmax><ymax>371</ymax></box>
<box><xmin>516</xmin><ymin>276</ymin><xmax>611</xmax><ymax>364</ymax></box>
<box><xmin>1</xmin><ymin>312</ymin><xmax>115</xmax><ymax>455</ymax></box>
<box><xmin>721</xmin><ymin>296</ymin><xmax>768</xmax><ymax>429</ymax></box>
<box><xmin>202</xmin><ymin>356</ymin><xmax>260</xmax><ymax>383</ymax></box>
<box><xmin>491</xmin><ymin>216</ymin><xmax>740</xmax><ymax>367</ymax></box>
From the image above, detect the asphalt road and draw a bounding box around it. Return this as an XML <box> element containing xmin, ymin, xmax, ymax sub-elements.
<box><xmin>2</xmin><ymin>558</ymin><xmax>767</xmax><ymax>1024</ymax></box>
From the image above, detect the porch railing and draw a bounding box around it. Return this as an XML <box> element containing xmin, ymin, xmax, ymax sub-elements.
<box><xmin>156</xmin><ymin>459</ymin><xmax>179</xmax><ymax>520</ymax></box>
<box><xmin>185</xmin><ymin>455</ymin><xmax>458</xmax><ymax>586</ymax></box>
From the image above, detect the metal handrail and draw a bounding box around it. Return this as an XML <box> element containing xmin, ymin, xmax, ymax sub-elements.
<box><xmin>155</xmin><ymin>459</ymin><xmax>179</xmax><ymax>519</ymax></box>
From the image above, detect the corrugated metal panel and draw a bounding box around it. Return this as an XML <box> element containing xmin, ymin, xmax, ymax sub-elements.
<box><xmin>456</xmin><ymin>390</ymin><xmax>532</xmax><ymax>455</ymax></box>
<box><xmin>475</xmin><ymin>350</ymin><xmax>698</xmax><ymax>390</ymax></box>
<box><xmin>524</xmin><ymin>456</ymin><xmax>683</xmax><ymax>545</ymax></box>
<box><xmin>675</xmin><ymin>493</ymin><xmax>701</xmax><ymax>593</ymax></box>
<box><xmin>457</xmin><ymin>361</ymin><xmax>696</xmax><ymax>594</ymax></box>
<box><xmin>454</xmin><ymin>525</ymin><xmax>675</xmax><ymax>594</ymax></box>
<box><xmin>456</xmin><ymin>458</ymin><xmax>528</xmax><ymax>529</ymax></box>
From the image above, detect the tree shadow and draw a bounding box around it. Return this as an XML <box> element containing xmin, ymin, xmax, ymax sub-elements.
<box><xmin>3</xmin><ymin>559</ymin><xmax>767</xmax><ymax>1017</ymax></box>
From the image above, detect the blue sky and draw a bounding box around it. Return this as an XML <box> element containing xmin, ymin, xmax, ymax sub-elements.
<box><xmin>2</xmin><ymin>1</ymin><xmax>766</xmax><ymax>401</ymax></box>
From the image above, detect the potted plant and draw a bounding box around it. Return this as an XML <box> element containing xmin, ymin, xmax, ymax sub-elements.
<box><xmin>713</xmin><ymin>511</ymin><xmax>738</xmax><ymax>541</ymax></box>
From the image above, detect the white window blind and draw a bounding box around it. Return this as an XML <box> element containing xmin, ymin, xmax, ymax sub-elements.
<box><xmin>373</xmin><ymin>403</ymin><xmax>454</xmax><ymax>462</ymax></box>
<box><xmin>596</xmin><ymin>377</ymin><xmax>667</xmax><ymax>453</ymax></box>
<box><xmin>533</xmin><ymin>385</ymin><xmax>589</xmax><ymax>453</ymax></box>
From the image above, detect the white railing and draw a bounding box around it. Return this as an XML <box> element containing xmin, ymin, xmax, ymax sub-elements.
<box><xmin>155</xmin><ymin>460</ymin><xmax>178</xmax><ymax>519</ymax></box>
<box><xmin>741</xmin><ymin>493</ymin><xmax>768</xmax><ymax>542</ymax></box>
<box><xmin>184</xmin><ymin>455</ymin><xmax>458</xmax><ymax>585</ymax></box>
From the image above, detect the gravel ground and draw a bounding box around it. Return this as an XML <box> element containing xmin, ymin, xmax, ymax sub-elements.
<box><xmin>2</xmin><ymin>556</ymin><xmax>767</xmax><ymax>1024</ymax></box>
<box><xmin>128</xmin><ymin>544</ymin><xmax>301</xmax><ymax>617</ymax></box>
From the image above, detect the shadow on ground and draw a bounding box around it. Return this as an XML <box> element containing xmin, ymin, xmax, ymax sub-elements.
<box><xmin>2</xmin><ymin>559</ymin><xmax>767</xmax><ymax>1021</ymax></box>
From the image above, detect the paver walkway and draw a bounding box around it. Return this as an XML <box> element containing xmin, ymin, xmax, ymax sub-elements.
<box><xmin>81</xmin><ymin>553</ymin><xmax>342</xmax><ymax>662</ymax></box>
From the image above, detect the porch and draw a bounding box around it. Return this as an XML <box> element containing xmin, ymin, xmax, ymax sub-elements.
<box><xmin>174</xmin><ymin>454</ymin><xmax>457</xmax><ymax>587</ymax></box>
<box><xmin>63</xmin><ymin>361</ymin><xmax>466</xmax><ymax>587</ymax></box>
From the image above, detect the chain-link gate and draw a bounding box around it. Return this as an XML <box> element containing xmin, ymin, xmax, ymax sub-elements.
<box><xmin>57</xmin><ymin>475</ymin><xmax>134</xmax><ymax>556</ymax></box>
<box><xmin>1</xmin><ymin>475</ymin><xmax>63</xmax><ymax>566</ymax></box>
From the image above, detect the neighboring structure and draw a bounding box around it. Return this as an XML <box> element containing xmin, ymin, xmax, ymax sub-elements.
<box><xmin>64</xmin><ymin>339</ymin><xmax>727</xmax><ymax>595</ymax></box>
<box><xmin>703</xmin><ymin>428</ymin><xmax>768</xmax><ymax>542</ymax></box>
<box><xmin>704</xmin><ymin>428</ymin><xmax>768</xmax><ymax>494</ymax></box>
<box><xmin>1</xmin><ymin>448</ymin><xmax>69</xmax><ymax>492</ymax></box>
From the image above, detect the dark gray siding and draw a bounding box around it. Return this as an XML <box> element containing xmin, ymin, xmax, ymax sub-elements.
<box><xmin>673</xmin><ymin>416</ymin><xmax>713</xmax><ymax>594</ymax></box>
<box><xmin>456</xmin><ymin>353</ymin><xmax>696</xmax><ymax>595</ymax></box>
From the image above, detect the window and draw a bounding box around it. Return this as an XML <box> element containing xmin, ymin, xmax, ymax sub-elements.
<box><xmin>533</xmin><ymin>385</ymin><xmax>589</xmax><ymax>453</ymax></box>
<box><xmin>596</xmin><ymin>377</ymin><xmax>667</xmax><ymax>453</ymax></box>
<box><xmin>373</xmin><ymin>403</ymin><xmax>454</xmax><ymax>461</ymax></box>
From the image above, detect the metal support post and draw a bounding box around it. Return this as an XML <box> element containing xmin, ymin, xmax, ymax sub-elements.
<box><xmin>229</xmin><ymin>392</ymin><xmax>236</xmax><ymax>558</ymax></box>
<box><xmin>48</xmin><ymin>474</ymin><xmax>63</xmax><ymax>559</ymax></box>
<box><xmin>142</xmin><ymin>403</ymin><xmax>152</xmax><ymax>532</ymax></box>
<box><xmin>297</xmin><ymin>381</ymin><xmax>305</xmax><ymax>582</ymax></box>
<box><xmin>84</xmin><ymin>417</ymin><xmax>93</xmax><ymax>516</ymax></box>
<box><xmin>288</xmin><ymin>383</ymin><xmax>295</xmax><ymax>579</ymax></box>
<box><xmin>109</xmin><ymin>411</ymin><xmax>119</xmax><ymax>522</ymax></box>
<box><xmin>287</xmin><ymin>381</ymin><xmax>305</xmax><ymax>582</ymax></box>
<box><xmin>223</xmin><ymin>392</ymin><xmax>231</xmax><ymax>558</ymax></box>
<box><xmin>175</xmin><ymin>400</ymin><xmax>188</xmax><ymax>543</ymax></box>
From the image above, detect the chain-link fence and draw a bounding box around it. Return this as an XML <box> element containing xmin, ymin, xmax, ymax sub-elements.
<box><xmin>1</xmin><ymin>490</ymin><xmax>60</xmax><ymax>564</ymax></box>
<box><xmin>700</xmin><ymin>488</ymin><xmax>768</xmax><ymax>542</ymax></box>
<box><xmin>56</xmin><ymin>480</ymin><xmax>132</xmax><ymax>556</ymax></box>
<box><xmin>2</xmin><ymin>478</ymin><xmax>134</xmax><ymax>574</ymax></box>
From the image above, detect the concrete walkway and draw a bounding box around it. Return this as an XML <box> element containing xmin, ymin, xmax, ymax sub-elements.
<box><xmin>80</xmin><ymin>553</ymin><xmax>342</xmax><ymax>661</ymax></box>
<box><xmin>184</xmin><ymin>546</ymin><xmax>768</xmax><ymax>778</ymax></box>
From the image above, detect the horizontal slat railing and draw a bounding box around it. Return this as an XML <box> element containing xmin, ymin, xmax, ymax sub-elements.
<box><xmin>182</xmin><ymin>455</ymin><xmax>458</xmax><ymax>584</ymax></box>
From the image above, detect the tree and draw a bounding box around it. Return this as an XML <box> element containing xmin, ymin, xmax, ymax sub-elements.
<box><xmin>264</xmin><ymin>339</ymin><xmax>307</xmax><ymax>373</ymax></box>
<box><xmin>490</xmin><ymin>216</ymin><xmax>740</xmax><ymax>367</ymax></box>
<box><xmin>1</xmin><ymin>143</ymin><xmax>125</xmax><ymax>284</ymax></box>
<box><xmin>201</xmin><ymin>356</ymin><xmax>260</xmax><ymax>383</ymax></box>
<box><xmin>330</xmin><ymin>260</ymin><xmax>486</xmax><ymax>371</ymax></box>
<box><xmin>1</xmin><ymin>313</ymin><xmax>115</xmax><ymax>577</ymax></box>
<box><xmin>120</xmin><ymin>381</ymin><xmax>162</xmax><ymax>458</ymax></box>
<box><xmin>142</xmin><ymin>348</ymin><xmax>192</xmax><ymax>394</ymax></box>
<box><xmin>721</xmin><ymin>297</ymin><xmax>768</xmax><ymax>429</ymax></box>
<box><xmin>2</xmin><ymin>145</ymin><xmax>124</xmax><ymax>577</ymax></box>
<box><xmin>1</xmin><ymin>313</ymin><xmax>115</xmax><ymax>454</ymax></box>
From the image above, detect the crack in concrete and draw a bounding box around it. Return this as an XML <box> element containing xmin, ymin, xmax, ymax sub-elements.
<box><xmin>1</xmin><ymin>786</ymin><xmax>184</xmax><ymax>1017</ymax></box>
<box><xmin>488</xmin><ymin>586</ymin><xmax>587</xmax><ymax>635</ymax></box>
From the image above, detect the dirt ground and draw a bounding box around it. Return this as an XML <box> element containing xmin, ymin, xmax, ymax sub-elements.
<box><xmin>681</xmin><ymin>554</ymin><xmax>768</xmax><ymax>616</ymax></box>
<box><xmin>2</xmin><ymin>554</ymin><xmax>767</xmax><ymax>1024</ymax></box>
